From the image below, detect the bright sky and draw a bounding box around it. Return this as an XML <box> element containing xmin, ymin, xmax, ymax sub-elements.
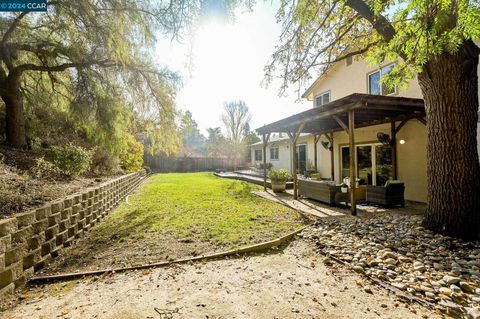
<box><xmin>155</xmin><ymin>2</ymin><xmax>311</xmax><ymax>136</ymax></box>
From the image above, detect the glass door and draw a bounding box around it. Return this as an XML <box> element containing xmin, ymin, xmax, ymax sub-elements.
<box><xmin>375</xmin><ymin>145</ymin><xmax>393</xmax><ymax>185</ymax></box>
<box><xmin>340</xmin><ymin>143</ymin><xmax>393</xmax><ymax>185</ymax></box>
<box><xmin>341</xmin><ymin>147</ymin><xmax>350</xmax><ymax>180</ymax></box>
<box><xmin>356</xmin><ymin>145</ymin><xmax>372</xmax><ymax>185</ymax></box>
<box><xmin>297</xmin><ymin>144</ymin><xmax>307</xmax><ymax>173</ymax></box>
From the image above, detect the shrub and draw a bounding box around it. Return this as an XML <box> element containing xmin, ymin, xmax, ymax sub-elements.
<box><xmin>268</xmin><ymin>168</ymin><xmax>290</xmax><ymax>183</ymax></box>
<box><xmin>120</xmin><ymin>137</ymin><xmax>144</xmax><ymax>173</ymax></box>
<box><xmin>91</xmin><ymin>148</ymin><xmax>121</xmax><ymax>176</ymax></box>
<box><xmin>45</xmin><ymin>143</ymin><xmax>93</xmax><ymax>177</ymax></box>
<box><xmin>228</xmin><ymin>180</ymin><xmax>255</xmax><ymax>198</ymax></box>
<box><xmin>142</xmin><ymin>165</ymin><xmax>151</xmax><ymax>174</ymax></box>
<box><xmin>29</xmin><ymin>157</ymin><xmax>64</xmax><ymax>179</ymax></box>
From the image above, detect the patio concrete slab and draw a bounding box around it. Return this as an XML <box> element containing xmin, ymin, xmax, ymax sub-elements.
<box><xmin>253</xmin><ymin>190</ymin><xmax>345</xmax><ymax>218</ymax></box>
<box><xmin>214</xmin><ymin>172</ymin><xmax>294</xmax><ymax>189</ymax></box>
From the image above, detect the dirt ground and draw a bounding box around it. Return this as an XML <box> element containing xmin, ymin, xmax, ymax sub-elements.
<box><xmin>36</xmin><ymin>233</ymin><xmax>221</xmax><ymax>275</ymax></box>
<box><xmin>1</xmin><ymin>239</ymin><xmax>440</xmax><ymax>319</ymax></box>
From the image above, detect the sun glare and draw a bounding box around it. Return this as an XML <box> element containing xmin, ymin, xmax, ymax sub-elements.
<box><xmin>156</xmin><ymin>2</ymin><xmax>310</xmax><ymax>133</ymax></box>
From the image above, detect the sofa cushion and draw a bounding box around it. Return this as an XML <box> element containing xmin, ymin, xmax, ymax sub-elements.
<box><xmin>385</xmin><ymin>180</ymin><xmax>404</xmax><ymax>187</ymax></box>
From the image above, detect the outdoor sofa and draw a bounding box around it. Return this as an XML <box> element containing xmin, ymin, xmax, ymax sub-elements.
<box><xmin>298</xmin><ymin>179</ymin><xmax>340</xmax><ymax>205</ymax></box>
<box><xmin>366</xmin><ymin>180</ymin><xmax>405</xmax><ymax>207</ymax></box>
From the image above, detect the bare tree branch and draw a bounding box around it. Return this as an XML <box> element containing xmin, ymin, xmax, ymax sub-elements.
<box><xmin>15</xmin><ymin>60</ymin><xmax>117</xmax><ymax>73</ymax></box>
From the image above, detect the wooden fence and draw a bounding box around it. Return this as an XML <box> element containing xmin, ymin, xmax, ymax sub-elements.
<box><xmin>144</xmin><ymin>155</ymin><xmax>246</xmax><ymax>173</ymax></box>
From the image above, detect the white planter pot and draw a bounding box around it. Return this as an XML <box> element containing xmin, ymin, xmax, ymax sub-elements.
<box><xmin>271</xmin><ymin>182</ymin><xmax>286</xmax><ymax>193</ymax></box>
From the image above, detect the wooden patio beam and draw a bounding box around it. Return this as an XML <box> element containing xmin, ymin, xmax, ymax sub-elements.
<box><xmin>394</xmin><ymin>119</ymin><xmax>409</xmax><ymax>134</ymax></box>
<box><xmin>348</xmin><ymin>110</ymin><xmax>357</xmax><ymax>216</ymax></box>
<box><xmin>417</xmin><ymin>117</ymin><xmax>427</xmax><ymax>126</ymax></box>
<box><xmin>256</xmin><ymin>102</ymin><xmax>361</xmax><ymax>135</ymax></box>
<box><xmin>269</xmin><ymin>113</ymin><xmax>426</xmax><ymax>136</ymax></box>
<box><xmin>313</xmin><ymin>134</ymin><xmax>321</xmax><ymax>172</ymax></box>
<box><xmin>332</xmin><ymin>115</ymin><xmax>349</xmax><ymax>134</ymax></box>
<box><xmin>391</xmin><ymin>121</ymin><xmax>398</xmax><ymax>180</ymax></box>
<box><xmin>363</xmin><ymin>103</ymin><xmax>424</xmax><ymax>112</ymax></box>
<box><xmin>262</xmin><ymin>133</ymin><xmax>271</xmax><ymax>191</ymax></box>
<box><xmin>287</xmin><ymin>122</ymin><xmax>306</xmax><ymax>200</ymax></box>
<box><xmin>323</xmin><ymin>133</ymin><xmax>333</xmax><ymax>144</ymax></box>
<box><xmin>329</xmin><ymin>133</ymin><xmax>334</xmax><ymax>181</ymax></box>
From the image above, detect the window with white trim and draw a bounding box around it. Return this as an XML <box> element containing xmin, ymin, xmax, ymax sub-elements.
<box><xmin>270</xmin><ymin>147</ymin><xmax>279</xmax><ymax>160</ymax></box>
<box><xmin>254</xmin><ymin>149</ymin><xmax>262</xmax><ymax>161</ymax></box>
<box><xmin>315</xmin><ymin>91</ymin><xmax>331</xmax><ymax>107</ymax></box>
<box><xmin>368</xmin><ymin>64</ymin><xmax>396</xmax><ymax>96</ymax></box>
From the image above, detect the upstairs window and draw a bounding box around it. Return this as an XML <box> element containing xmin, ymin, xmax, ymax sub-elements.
<box><xmin>270</xmin><ymin>147</ymin><xmax>279</xmax><ymax>160</ymax></box>
<box><xmin>254</xmin><ymin>149</ymin><xmax>262</xmax><ymax>161</ymax></box>
<box><xmin>315</xmin><ymin>91</ymin><xmax>331</xmax><ymax>107</ymax></box>
<box><xmin>368</xmin><ymin>64</ymin><xmax>396</xmax><ymax>96</ymax></box>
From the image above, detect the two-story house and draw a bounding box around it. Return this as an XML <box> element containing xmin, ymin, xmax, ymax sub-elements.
<box><xmin>251</xmin><ymin>49</ymin><xmax>480</xmax><ymax>203</ymax></box>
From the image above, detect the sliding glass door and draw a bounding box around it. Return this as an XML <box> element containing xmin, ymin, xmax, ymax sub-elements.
<box><xmin>375</xmin><ymin>145</ymin><xmax>393</xmax><ymax>185</ymax></box>
<box><xmin>297</xmin><ymin>144</ymin><xmax>307</xmax><ymax>173</ymax></box>
<box><xmin>340</xmin><ymin>143</ymin><xmax>393</xmax><ymax>185</ymax></box>
<box><xmin>357</xmin><ymin>145</ymin><xmax>373</xmax><ymax>185</ymax></box>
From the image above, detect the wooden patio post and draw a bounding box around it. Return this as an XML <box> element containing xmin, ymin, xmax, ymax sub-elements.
<box><xmin>288</xmin><ymin>123</ymin><xmax>305</xmax><ymax>200</ymax></box>
<box><xmin>329</xmin><ymin>133</ymin><xmax>334</xmax><ymax>181</ymax></box>
<box><xmin>313</xmin><ymin>134</ymin><xmax>320</xmax><ymax>172</ymax></box>
<box><xmin>348</xmin><ymin>110</ymin><xmax>357</xmax><ymax>216</ymax></box>
<box><xmin>390</xmin><ymin>121</ymin><xmax>398</xmax><ymax>180</ymax></box>
<box><xmin>291</xmin><ymin>138</ymin><xmax>298</xmax><ymax>199</ymax></box>
<box><xmin>262</xmin><ymin>133</ymin><xmax>270</xmax><ymax>191</ymax></box>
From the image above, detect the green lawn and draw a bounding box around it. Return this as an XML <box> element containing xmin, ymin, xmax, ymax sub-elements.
<box><xmin>93</xmin><ymin>172</ymin><xmax>307</xmax><ymax>248</ymax></box>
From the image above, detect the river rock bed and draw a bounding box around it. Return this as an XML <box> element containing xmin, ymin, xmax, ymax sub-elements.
<box><xmin>300</xmin><ymin>215</ymin><xmax>480</xmax><ymax>318</ymax></box>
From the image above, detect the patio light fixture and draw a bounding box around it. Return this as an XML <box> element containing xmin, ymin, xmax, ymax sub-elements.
<box><xmin>377</xmin><ymin>132</ymin><xmax>393</xmax><ymax>146</ymax></box>
<box><xmin>321</xmin><ymin>140</ymin><xmax>332</xmax><ymax>151</ymax></box>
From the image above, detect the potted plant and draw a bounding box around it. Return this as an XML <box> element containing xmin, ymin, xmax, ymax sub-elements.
<box><xmin>268</xmin><ymin>168</ymin><xmax>290</xmax><ymax>193</ymax></box>
<box><xmin>340</xmin><ymin>183</ymin><xmax>348</xmax><ymax>193</ymax></box>
<box><xmin>304</xmin><ymin>159</ymin><xmax>317</xmax><ymax>177</ymax></box>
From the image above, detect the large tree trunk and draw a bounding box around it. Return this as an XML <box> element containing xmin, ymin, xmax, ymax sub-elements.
<box><xmin>1</xmin><ymin>74</ymin><xmax>27</xmax><ymax>148</ymax></box>
<box><xmin>418</xmin><ymin>40</ymin><xmax>480</xmax><ymax>239</ymax></box>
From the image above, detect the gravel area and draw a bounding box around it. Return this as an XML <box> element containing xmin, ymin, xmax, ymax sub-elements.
<box><xmin>0</xmin><ymin>239</ymin><xmax>438</xmax><ymax>319</ymax></box>
<box><xmin>301</xmin><ymin>214</ymin><xmax>480</xmax><ymax>318</ymax></box>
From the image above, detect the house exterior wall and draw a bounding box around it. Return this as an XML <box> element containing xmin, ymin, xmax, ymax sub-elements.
<box><xmin>306</xmin><ymin>58</ymin><xmax>423</xmax><ymax>104</ymax></box>
<box><xmin>304</xmin><ymin>57</ymin><xmax>432</xmax><ymax>203</ymax></box>
<box><xmin>269</xmin><ymin>140</ymin><xmax>292</xmax><ymax>171</ymax></box>
<box><xmin>250</xmin><ymin>139</ymin><xmax>292</xmax><ymax>171</ymax></box>
<box><xmin>330</xmin><ymin>121</ymin><xmax>427</xmax><ymax>202</ymax></box>
<box><xmin>252</xmin><ymin>120</ymin><xmax>428</xmax><ymax>202</ymax></box>
<box><xmin>254</xmin><ymin>45</ymin><xmax>479</xmax><ymax>203</ymax></box>
<box><xmin>303</xmin><ymin>51</ymin><xmax>480</xmax><ymax>203</ymax></box>
<box><xmin>250</xmin><ymin>135</ymin><xmax>321</xmax><ymax>174</ymax></box>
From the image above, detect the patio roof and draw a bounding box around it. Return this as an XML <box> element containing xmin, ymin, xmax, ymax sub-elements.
<box><xmin>255</xmin><ymin>93</ymin><xmax>426</xmax><ymax>217</ymax></box>
<box><xmin>256</xmin><ymin>93</ymin><xmax>425</xmax><ymax>135</ymax></box>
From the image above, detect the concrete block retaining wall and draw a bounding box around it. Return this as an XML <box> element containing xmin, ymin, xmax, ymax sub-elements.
<box><xmin>0</xmin><ymin>171</ymin><xmax>146</xmax><ymax>298</ymax></box>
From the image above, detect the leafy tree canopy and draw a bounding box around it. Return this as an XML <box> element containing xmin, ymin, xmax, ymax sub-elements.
<box><xmin>0</xmin><ymin>0</ymin><xmax>205</xmax><ymax>154</ymax></box>
<box><xmin>266</xmin><ymin>0</ymin><xmax>480</xmax><ymax>91</ymax></box>
<box><xmin>179</xmin><ymin>110</ymin><xmax>206</xmax><ymax>155</ymax></box>
<box><xmin>206</xmin><ymin>127</ymin><xmax>228</xmax><ymax>157</ymax></box>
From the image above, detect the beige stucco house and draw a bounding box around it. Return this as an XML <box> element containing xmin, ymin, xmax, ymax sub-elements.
<box><xmin>252</xmin><ymin>51</ymin><xmax>480</xmax><ymax>203</ymax></box>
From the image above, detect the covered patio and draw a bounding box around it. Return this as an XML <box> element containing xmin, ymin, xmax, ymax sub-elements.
<box><xmin>256</xmin><ymin>93</ymin><xmax>426</xmax><ymax>215</ymax></box>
